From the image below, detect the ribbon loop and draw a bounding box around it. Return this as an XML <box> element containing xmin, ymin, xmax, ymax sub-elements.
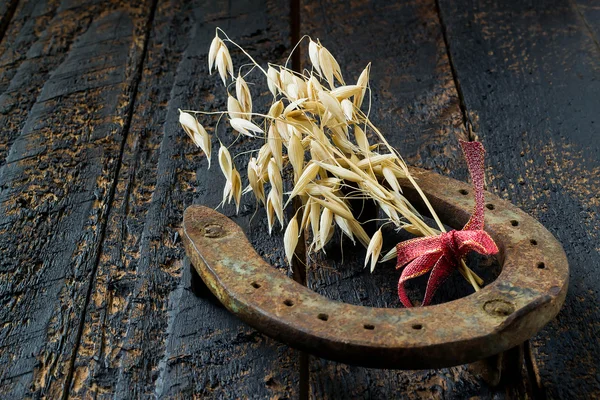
<box><xmin>396</xmin><ymin>141</ymin><xmax>499</xmax><ymax>307</ymax></box>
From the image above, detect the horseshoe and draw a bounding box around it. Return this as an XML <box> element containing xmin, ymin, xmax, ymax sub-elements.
<box><xmin>182</xmin><ymin>168</ymin><xmax>568</xmax><ymax>369</ymax></box>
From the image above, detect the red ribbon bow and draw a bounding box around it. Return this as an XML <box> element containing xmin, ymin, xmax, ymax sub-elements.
<box><xmin>396</xmin><ymin>140</ymin><xmax>499</xmax><ymax>307</ymax></box>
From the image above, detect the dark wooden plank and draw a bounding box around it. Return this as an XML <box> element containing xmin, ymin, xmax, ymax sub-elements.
<box><xmin>301</xmin><ymin>0</ymin><xmax>514</xmax><ymax>398</ymax></box>
<box><xmin>438</xmin><ymin>0</ymin><xmax>600</xmax><ymax>397</ymax></box>
<box><xmin>0</xmin><ymin>0</ymin><xmax>155</xmax><ymax>397</ymax></box>
<box><xmin>0</xmin><ymin>0</ymin><xmax>18</xmax><ymax>44</ymax></box>
<box><xmin>0</xmin><ymin>0</ymin><xmax>89</xmax><ymax>167</ymax></box>
<box><xmin>68</xmin><ymin>0</ymin><xmax>300</xmax><ymax>398</ymax></box>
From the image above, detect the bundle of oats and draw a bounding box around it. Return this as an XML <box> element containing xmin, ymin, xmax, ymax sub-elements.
<box><xmin>180</xmin><ymin>29</ymin><xmax>481</xmax><ymax>288</ymax></box>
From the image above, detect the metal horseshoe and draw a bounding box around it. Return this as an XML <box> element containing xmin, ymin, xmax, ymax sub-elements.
<box><xmin>182</xmin><ymin>168</ymin><xmax>568</xmax><ymax>369</ymax></box>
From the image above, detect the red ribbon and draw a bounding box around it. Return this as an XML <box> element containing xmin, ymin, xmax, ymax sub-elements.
<box><xmin>396</xmin><ymin>140</ymin><xmax>499</xmax><ymax>307</ymax></box>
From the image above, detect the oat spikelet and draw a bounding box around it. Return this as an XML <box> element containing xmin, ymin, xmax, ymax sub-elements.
<box><xmin>218</xmin><ymin>144</ymin><xmax>233</xmax><ymax>182</ymax></box>
<box><xmin>288</xmin><ymin>133</ymin><xmax>304</xmax><ymax>182</ymax></box>
<box><xmin>236</xmin><ymin>74</ymin><xmax>252</xmax><ymax>115</ymax></box>
<box><xmin>222</xmin><ymin>180</ymin><xmax>232</xmax><ymax>205</ymax></box>
<box><xmin>279</xmin><ymin>69</ymin><xmax>294</xmax><ymax>87</ymax></box>
<box><xmin>365</xmin><ymin>228</ymin><xmax>383</xmax><ymax>272</ymax></box>
<box><xmin>230</xmin><ymin>118</ymin><xmax>264</xmax><ymax>137</ymax></box>
<box><xmin>247</xmin><ymin>157</ymin><xmax>265</xmax><ymax>205</ymax></box>
<box><xmin>287</xmin><ymin>163</ymin><xmax>320</xmax><ymax>202</ymax></box>
<box><xmin>231</xmin><ymin>168</ymin><xmax>242</xmax><ymax>213</ymax></box>
<box><xmin>334</xmin><ymin>214</ymin><xmax>355</xmax><ymax>244</ymax></box>
<box><xmin>301</xmin><ymin>199</ymin><xmax>312</xmax><ymax>230</ymax></box>
<box><xmin>268</xmin><ymin>100</ymin><xmax>284</xmax><ymax>119</ymax></box>
<box><xmin>268</xmin><ymin>124</ymin><xmax>283</xmax><ymax>169</ymax></box>
<box><xmin>256</xmin><ymin>144</ymin><xmax>272</xmax><ymax>177</ymax></box>
<box><xmin>272</xmin><ymin>188</ymin><xmax>284</xmax><ymax>228</ymax></box>
<box><xmin>267</xmin><ymin>66</ymin><xmax>280</xmax><ymax>97</ymax></box>
<box><xmin>227</xmin><ymin>96</ymin><xmax>244</xmax><ymax>120</ymax></box>
<box><xmin>284</xmin><ymin>212</ymin><xmax>300</xmax><ymax>265</ymax></box>
<box><xmin>341</xmin><ymin>99</ymin><xmax>354</xmax><ymax>121</ymax></box>
<box><xmin>287</xmin><ymin>82</ymin><xmax>299</xmax><ymax>100</ymax></box>
<box><xmin>179</xmin><ymin>110</ymin><xmax>212</xmax><ymax>167</ymax></box>
<box><xmin>318</xmin><ymin>91</ymin><xmax>345</xmax><ymax>122</ymax></box>
<box><xmin>266</xmin><ymin>190</ymin><xmax>276</xmax><ymax>234</ymax></box>
<box><xmin>348</xmin><ymin>219</ymin><xmax>371</xmax><ymax>248</ymax></box>
<box><xmin>308</xmin><ymin>39</ymin><xmax>321</xmax><ymax>75</ymax></box>
<box><xmin>354</xmin><ymin>63</ymin><xmax>370</xmax><ymax>108</ymax></box>
<box><xmin>208</xmin><ymin>35</ymin><xmax>223</xmax><ymax>74</ymax></box>
<box><xmin>318</xmin><ymin>45</ymin><xmax>344</xmax><ymax>88</ymax></box>
<box><xmin>311</xmin><ymin>195</ymin><xmax>354</xmax><ymax>221</ymax></box>
<box><xmin>380</xmin><ymin>247</ymin><xmax>397</xmax><ymax>263</ymax></box>
<box><xmin>318</xmin><ymin>207</ymin><xmax>333</xmax><ymax>250</ymax></box>
<box><xmin>331</xmin><ymin>85</ymin><xmax>362</xmax><ymax>100</ymax></box>
<box><xmin>310</xmin><ymin>200</ymin><xmax>321</xmax><ymax>243</ymax></box>
<box><xmin>314</xmin><ymin>161</ymin><xmax>363</xmax><ymax>183</ymax></box>
<box><xmin>268</xmin><ymin>158</ymin><xmax>283</xmax><ymax>196</ymax></box>
<box><xmin>216</xmin><ymin>45</ymin><xmax>234</xmax><ymax>86</ymax></box>
<box><xmin>382</xmin><ymin>166</ymin><xmax>401</xmax><ymax>193</ymax></box>
<box><xmin>354</xmin><ymin>125</ymin><xmax>369</xmax><ymax>153</ymax></box>
<box><xmin>307</xmin><ymin>75</ymin><xmax>322</xmax><ymax>101</ymax></box>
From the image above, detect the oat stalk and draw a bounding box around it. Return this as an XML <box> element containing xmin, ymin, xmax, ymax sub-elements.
<box><xmin>180</xmin><ymin>30</ymin><xmax>482</xmax><ymax>294</ymax></box>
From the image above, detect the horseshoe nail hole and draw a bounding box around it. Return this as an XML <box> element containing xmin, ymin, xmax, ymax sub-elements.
<box><xmin>486</xmin><ymin>203</ymin><xmax>495</xmax><ymax>210</ymax></box>
<box><xmin>530</xmin><ymin>239</ymin><xmax>538</xmax><ymax>246</ymax></box>
<box><xmin>483</xmin><ymin>299</ymin><xmax>515</xmax><ymax>317</ymax></box>
<box><xmin>537</xmin><ymin>262</ymin><xmax>546</xmax><ymax>269</ymax></box>
<box><xmin>283</xmin><ymin>299</ymin><xmax>294</xmax><ymax>307</ymax></box>
<box><xmin>510</xmin><ymin>220</ymin><xmax>519</xmax><ymax>227</ymax></box>
<box><xmin>317</xmin><ymin>313</ymin><xmax>329</xmax><ymax>321</ymax></box>
<box><xmin>203</xmin><ymin>223</ymin><xmax>225</xmax><ymax>238</ymax></box>
<box><xmin>363</xmin><ymin>324</ymin><xmax>375</xmax><ymax>330</ymax></box>
<box><xmin>251</xmin><ymin>282</ymin><xmax>261</xmax><ymax>289</ymax></box>
<box><xmin>412</xmin><ymin>324</ymin><xmax>423</xmax><ymax>330</ymax></box>
<box><xmin>459</xmin><ymin>189</ymin><xmax>469</xmax><ymax>195</ymax></box>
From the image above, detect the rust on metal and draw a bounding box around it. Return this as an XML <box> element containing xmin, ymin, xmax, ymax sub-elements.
<box><xmin>182</xmin><ymin>168</ymin><xmax>569</xmax><ymax>369</ymax></box>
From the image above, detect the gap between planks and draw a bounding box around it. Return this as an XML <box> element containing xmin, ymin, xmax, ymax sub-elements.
<box><xmin>434</xmin><ymin>0</ymin><xmax>474</xmax><ymax>139</ymax></box>
<box><xmin>289</xmin><ymin>1</ymin><xmax>310</xmax><ymax>399</ymax></box>
<box><xmin>0</xmin><ymin>0</ymin><xmax>19</xmax><ymax>45</ymax></box>
<box><xmin>571</xmin><ymin>0</ymin><xmax>600</xmax><ymax>52</ymax></box>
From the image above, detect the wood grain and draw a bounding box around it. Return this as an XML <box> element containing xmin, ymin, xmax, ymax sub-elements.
<box><xmin>67</xmin><ymin>0</ymin><xmax>299</xmax><ymax>398</ymax></box>
<box><xmin>575</xmin><ymin>0</ymin><xmax>600</xmax><ymax>44</ymax></box>
<box><xmin>300</xmin><ymin>0</ymin><xmax>515</xmax><ymax>398</ymax></box>
<box><xmin>438</xmin><ymin>0</ymin><xmax>600</xmax><ymax>397</ymax></box>
<box><xmin>0</xmin><ymin>0</ymin><xmax>155</xmax><ymax>397</ymax></box>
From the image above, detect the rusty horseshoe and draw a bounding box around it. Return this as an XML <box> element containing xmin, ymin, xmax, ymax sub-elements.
<box><xmin>182</xmin><ymin>168</ymin><xmax>568</xmax><ymax>369</ymax></box>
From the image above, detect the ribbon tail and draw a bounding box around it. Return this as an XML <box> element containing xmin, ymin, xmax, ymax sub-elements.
<box><xmin>459</xmin><ymin>140</ymin><xmax>486</xmax><ymax>231</ymax></box>
<box><xmin>397</xmin><ymin>252</ymin><xmax>440</xmax><ymax>307</ymax></box>
<box><xmin>422</xmin><ymin>256</ymin><xmax>455</xmax><ymax>306</ymax></box>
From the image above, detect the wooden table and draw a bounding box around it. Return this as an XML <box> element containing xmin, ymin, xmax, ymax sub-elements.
<box><xmin>0</xmin><ymin>0</ymin><xmax>598</xmax><ymax>398</ymax></box>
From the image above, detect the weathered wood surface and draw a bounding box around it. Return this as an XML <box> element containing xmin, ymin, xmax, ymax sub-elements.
<box><xmin>0</xmin><ymin>0</ymin><xmax>598</xmax><ymax>398</ymax></box>
<box><xmin>0</xmin><ymin>0</ymin><xmax>155</xmax><ymax>397</ymax></box>
<box><xmin>0</xmin><ymin>0</ymin><xmax>298</xmax><ymax>398</ymax></box>
<box><xmin>438</xmin><ymin>0</ymin><xmax>600</xmax><ymax>397</ymax></box>
<box><xmin>67</xmin><ymin>0</ymin><xmax>299</xmax><ymax>398</ymax></box>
